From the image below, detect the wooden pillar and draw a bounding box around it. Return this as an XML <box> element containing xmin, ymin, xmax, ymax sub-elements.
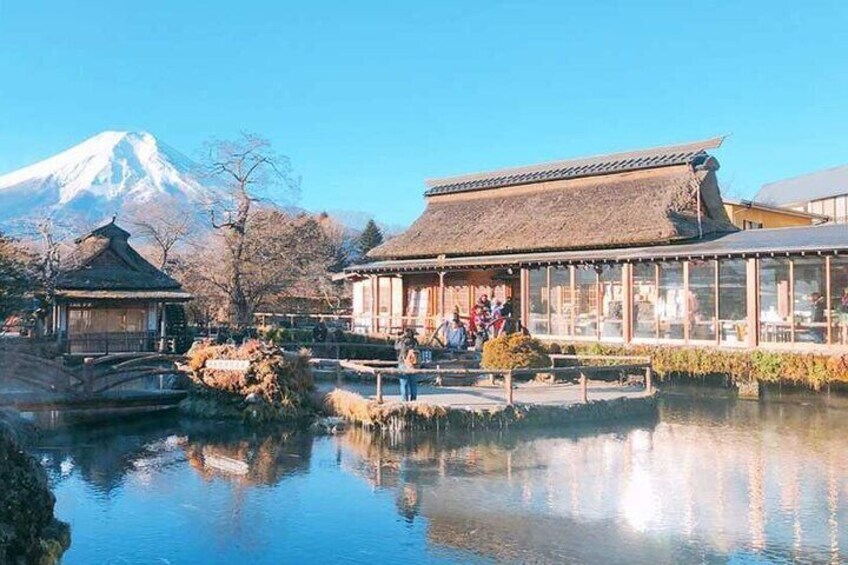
<box><xmin>438</xmin><ymin>271</ymin><xmax>446</xmax><ymax>321</ymax></box>
<box><xmin>376</xmin><ymin>371</ymin><xmax>383</xmax><ymax>404</ymax></box>
<box><xmin>714</xmin><ymin>259</ymin><xmax>721</xmax><ymax>346</ymax></box>
<box><xmin>622</xmin><ymin>264</ymin><xmax>633</xmax><ymax>344</ymax></box>
<box><xmin>505</xmin><ymin>370</ymin><xmax>514</xmax><ymax>406</ymax></box>
<box><xmin>645</xmin><ymin>365</ymin><xmax>653</xmax><ymax>394</ymax></box>
<box><xmin>746</xmin><ymin>258</ymin><xmax>759</xmax><ymax>348</ymax></box>
<box><xmin>789</xmin><ymin>259</ymin><xmax>795</xmax><ymax>344</ymax></box>
<box><xmin>520</xmin><ymin>268</ymin><xmax>530</xmax><ymax>328</ymax></box>
<box><xmin>826</xmin><ymin>255</ymin><xmax>833</xmax><ymax>345</ymax></box>
<box><xmin>683</xmin><ymin>261</ymin><xmax>691</xmax><ymax>344</ymax></box>
<box><xmin>370</xmin><ymin>275</ymin><xmax>379</xmax><ymax>334</ymax></box>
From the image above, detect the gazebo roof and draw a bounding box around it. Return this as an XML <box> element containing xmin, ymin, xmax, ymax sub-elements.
<box><xmin>56</xmin><ymin>220</ymin><xmax>186</xmax><ymax>293</ymax></box>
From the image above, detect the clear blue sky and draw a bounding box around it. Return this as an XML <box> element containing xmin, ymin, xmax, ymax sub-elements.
<box><xmin>1</xmin><ymin>0</ymin><xmax>847</xmax><ymax>226</ymax></box>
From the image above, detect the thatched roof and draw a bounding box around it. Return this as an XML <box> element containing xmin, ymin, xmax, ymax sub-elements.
<box><xmin>56</xmin><ymin>221</ymin><xmax>185</xmax><ymax>292</ymax></box>
<box><xmin>370</xmin><ymin>138</ymin><xmax>736</xmax><ymax>260</ymax></box>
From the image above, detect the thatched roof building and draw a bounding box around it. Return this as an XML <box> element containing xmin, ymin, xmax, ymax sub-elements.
<box><xmin>56</xmin><ymin>221</ymin><xmax>190</xmax><ymax>300</ymax></box>
<box><xmin>53</xmin><ymin>220</ymin><xmax>190</xmax><ymax>354</ymax></box>
<box><xmin>369</xmin><ymin>137</ymin><xmax>736</xmax><ymax>260</ymax></box>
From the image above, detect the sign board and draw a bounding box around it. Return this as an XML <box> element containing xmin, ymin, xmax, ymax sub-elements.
<box><xmin>206</xmin><ymin>359</ymin><xmax>250</xmax><ymax>372</ymax></box>
<box><xmin>421</xmin><ymin>349</ymin><xmax>433</xmax><ymax>365</ymax></box>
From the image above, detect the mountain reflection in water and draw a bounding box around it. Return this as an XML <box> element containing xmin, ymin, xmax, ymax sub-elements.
<box><xmin>34</xmin><ymin>391</ymin><xmax>848</xmax><ymax>564</ymax></box>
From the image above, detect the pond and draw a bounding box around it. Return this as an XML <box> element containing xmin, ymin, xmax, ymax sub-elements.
<box><xmin>34</xmin><ymin>390</ymin><xmax>848</xmax><ymax>564</ymax></box>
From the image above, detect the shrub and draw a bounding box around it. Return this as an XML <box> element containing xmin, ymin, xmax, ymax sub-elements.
<box><xmin>481</xmin><ymin>334</ymin><xmax>551</xmax><ymax>370</ymax></box>
<box><xmin>544</xmin><ymin>341</ymin><xmax>848</xmax><ymax>390</ymax></box>
<box><xmin>183</xmin><ymin>340</ymin><xmax>315</xmax><ymax>423</ymax></box>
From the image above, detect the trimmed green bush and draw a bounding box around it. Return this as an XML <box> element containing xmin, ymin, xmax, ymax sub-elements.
<box><xmin>482</xmin><ymin>334</ymin><xmax>551</xmax><ymax>370</ymax></box>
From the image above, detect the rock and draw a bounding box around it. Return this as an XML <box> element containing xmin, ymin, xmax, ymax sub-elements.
<box><xmin>245</xmin><ymin>392</ymin><xmax>261</xmax><ymax>404</ymax></box>
<box><xmin>0</xmin><ymin>409</ymin><xmax>70</xmax><ymax>564</ymax></box>
<box><xmin>311</xmin><ymin>416</ymin><xmax>347</xmax><ymax>435</ymax></box>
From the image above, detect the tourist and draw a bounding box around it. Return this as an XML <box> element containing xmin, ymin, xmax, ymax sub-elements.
<box><xmin>840</xmin><ymin>288</ymin><xmax>848</xmax><ymax>344</ymax></box>
<box><xmin>402</xmin><ymin>347</ymin><xmax>420</xmax><ymax>401</ymax></box>
<box><xmin>312</xmin><ymin>319</ymin><xmax>328</xmax><ymax>343</ymax></box>
<box><xmin>491</xmin><ymin>299</ymin><xmax>504</xmax><ymax>337</ymax></box>
<box><xmin>501</xmin><ymin>297</ymin><xmax>514</xmax><ymax>319</ymax></box>
<box><xmin>312</xmin><ymin>319</ymin><xmax>329</xmax><ymax>356</ymax></box>
<box><xmin>445</xmin><ymin>314</ymin><xmax>468</xmax><ymax>350</ymax></box>
<box><xmin>474</xmin><ymin>321</ymin><xmax>489</xmax><ymax>351</ymax></box>
<box><xmin>395</xmin><ymin>328</ymin><xmax>419</xmax><ymax>366</ymax></box>
<box><xmin>479</xmin><ymin>294</ymin><xmax>492</xmax><ymax>314</ymax></box>
<box><xmin>395</xmin><ymin>329</ymin><xmax>419</xmax><ymax>401</ymax></box>
<box><xmin>810</xmin><ymin>292</ymin><xmax>826</xmax><ymax>343</ymax></box>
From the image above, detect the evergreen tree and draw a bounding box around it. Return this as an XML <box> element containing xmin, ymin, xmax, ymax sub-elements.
<box><xmin>357</xmin><ymin>219</ymin><xmax>384</xmax><ymax>260</ymax></box>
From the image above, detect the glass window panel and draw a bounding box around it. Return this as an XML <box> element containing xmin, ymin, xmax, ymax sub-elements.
<box><xmin>825</xmin><ymin>198</ymin><xmax>837</xmax><ymax>220</ymax></box>
<box><xmin>549</xmin><ymin>267</ymin><xmax>572</xmax><ymax>336</ymax></box>
<box><xmin>718</xmin><ymin>259</ymin><xmax>748</xmax><ymax>344</ymax></box>
<box><xmin>759</xmin><ymin>258</ymin><xmax>792</xmax><ymax>343</ymax></box>
<box><xmin>574</xmin><ymin>268</ymin><xmax>598</xmax><ymax>338</ymax></box>
<box><xmin>599</xmin><ymin>265</ymin><xmax>624</xmax><ymax>340</ymax></box>
<box><xmin>688</xmin><ymin>260</ymin><xmax>716</xmax><ymax>342</ymax></box>
<box><xmin>528</xmin><ymin>268</ymin><xmax>549</xmax><ymax>335</ymax></box>
<box><xmin>831</xmin><ymin>257</ymin><xmax>848</xmax><ymax>345</ymax></box>
<box><xmin>657</xmin><ymin>262</ymin><xmax>685</xmax><ymax>340</ymax></box>
<box><xmin>793</xmin><ymin>257</ymin><xmax>826</xmax><ymax>344</ymax></box>
<box><xmin>836</xmin><ymin>197</ymin><xmax>846</xmax><ymax>224</ymax></box>
<box><xmin>633</xmin><ymin>263</ymin><xmax>657</xmax><ymax>339</ymax></box>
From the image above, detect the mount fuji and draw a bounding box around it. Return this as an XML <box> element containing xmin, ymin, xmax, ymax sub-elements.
<box><xmin>0</xmin><ymin>131</ymin><xmax>215</xmax><ymax>229</ymax></box>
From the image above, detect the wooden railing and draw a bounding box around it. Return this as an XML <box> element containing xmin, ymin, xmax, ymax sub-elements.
<box><xmin>336</xmin><ymin>354</ymin><xmax>653</xmax><ymax>405</ymax></box>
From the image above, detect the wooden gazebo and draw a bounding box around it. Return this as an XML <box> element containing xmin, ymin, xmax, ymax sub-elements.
<box><xmin>53</xmin><ymin>221</ymin><xmax>191</xmax><ymax>355</ymax></box>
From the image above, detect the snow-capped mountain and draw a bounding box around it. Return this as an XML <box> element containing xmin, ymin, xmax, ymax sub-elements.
<box><xmin>0</xmin><ymin>131</ymin><xmax>213</xmax><ymax>228</ymax></box>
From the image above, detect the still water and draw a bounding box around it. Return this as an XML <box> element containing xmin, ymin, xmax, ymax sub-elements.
<box><xmin>34</xmin><ymin>391</ymin><xmax>848</xmax><ymax>564</ymax></box>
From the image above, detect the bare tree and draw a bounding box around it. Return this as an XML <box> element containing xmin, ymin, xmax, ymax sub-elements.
<box><xmin>202</xmin><ymin>134</ymin><xmax>300</xmax><ymax>331</ymax></box>
<box><xmin>125</xmin><ymin>199</ymin><xmax>193</xmax><ymax>272</ymax></box>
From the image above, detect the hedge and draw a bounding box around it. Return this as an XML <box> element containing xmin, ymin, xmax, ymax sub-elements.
<box><xmin>547</xmin><ymin>342</ymin><xmax>848</xmax><ymax>391</ymax></box>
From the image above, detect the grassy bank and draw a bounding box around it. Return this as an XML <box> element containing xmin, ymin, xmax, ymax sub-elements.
<box><xmin>324</xmin><ymin>389</ymin><xmax>657</xmax><ymax>432</ymax></box>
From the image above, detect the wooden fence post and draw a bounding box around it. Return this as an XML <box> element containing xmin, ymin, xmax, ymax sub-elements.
<box><xmin>376</xmin><ymin>372</ymin><xmax>383</xmax><ymax>404</ymax></box>
<box><xmin>579</xmin><ymin>372</ymin><xmax>588</xmax><ymax>404</ymax></box>
<box><xmin>505</xmin><ymin>370</ymin><xmax>514</xmax><ymax>406</ymax></box>
<box><xmin>83</xmin><ymin>357</ymin><xmax>94</xmax><ymax>396</ymax></box>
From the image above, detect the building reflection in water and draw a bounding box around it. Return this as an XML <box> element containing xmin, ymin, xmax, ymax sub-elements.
<box><xmin>335</xmin><ymin>394</ymin><xmax>848</xmax><ymax>563</ymax></box>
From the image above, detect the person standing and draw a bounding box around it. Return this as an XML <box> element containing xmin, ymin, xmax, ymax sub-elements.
<box><xmin>395</xmin><ymin>329</ymin><xmax>419</xmax><ymax>401</ymax></box>
<box><xmin>810</xmin><ymin>292</ymin><xmax>826</xmax><ymax>343</ymax></box>
<box><xmin>445</xmin><ymin>315</ymin><xmax>468</xmax><ymax>350</ymax></box>
<box><xmin>312</xmin><ymin>319</ymin><xmax>329</xmax><ymax>356</ymax></box>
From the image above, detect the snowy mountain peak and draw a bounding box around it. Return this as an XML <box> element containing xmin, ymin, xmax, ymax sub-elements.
<box><xmin>0</xmin><ymin>130</ymin><xmax>212</xmax><ymax>227</ymax></box>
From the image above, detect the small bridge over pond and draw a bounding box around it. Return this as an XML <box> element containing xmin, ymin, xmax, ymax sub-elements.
<box><xmin>0</xmin><ymin>341</ymin><xmax>187</xmax><ymax>411</ymax></box>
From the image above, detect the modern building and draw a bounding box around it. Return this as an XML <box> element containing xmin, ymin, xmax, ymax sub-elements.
<box><xmin>346</xmin><ymin>138</ymin><xmax>848</xmax><ymax>350</ymax></box>
<box><xmin>722</xmin><ymin>199</ymin><xmax>826</xmax><ymax>230</ymax></box>
<box><xmin>756</xmin><ymin>164</ymin><xmax>848</xmax><ymax>224</ymax></box>
<box><xmin>53</xmin><ymin>221</ymin><xmax>191</xmax><ymax>354</ymax></box>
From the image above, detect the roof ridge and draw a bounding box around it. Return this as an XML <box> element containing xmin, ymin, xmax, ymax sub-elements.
<box><xmin>424</xmin><ymin>136</ymin><xmax>725</xmax><ymax>195</ymax></box>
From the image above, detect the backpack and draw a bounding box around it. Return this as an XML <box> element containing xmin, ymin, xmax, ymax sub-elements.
<box><xmin>404</xmin><ymin>348</ymin><xmax>420</xmax><ymax>369</ymax></box>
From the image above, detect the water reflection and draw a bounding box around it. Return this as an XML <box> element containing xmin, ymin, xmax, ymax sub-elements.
<box><xmin>33</xmin><ymin>392</ymin><xmax>848</xmax><ymax>564</ymax></box>
<box><xmin>333</xmin><ymin>393</ymin><xmax>848</xmax><ymax>564</ymax></box>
